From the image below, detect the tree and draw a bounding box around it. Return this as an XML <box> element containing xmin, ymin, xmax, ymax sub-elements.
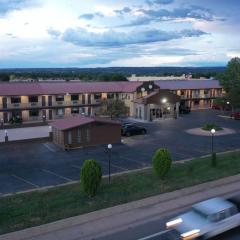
<box><xmin>98</xmin><ymin>99</ymin><xmax>129</xmax><ymax>119</ymax></box>
<box><xmin>219</xmin><ymin>57</ymin><xmax>240</xmax><ymax>109</ymax></box>
<box><xmin>152</xmin><ymin>148</ymin><xmax>172</xmax><ymax>179</ymax></box>
<box><xmin>80</xmin><ymin>159</ymin><xmax>102</xmax><ymax>197</ymax></box>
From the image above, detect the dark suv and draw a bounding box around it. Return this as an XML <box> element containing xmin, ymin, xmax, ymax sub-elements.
<box><xmin>179</xmin><ymin>106</ymin><xmax>191</xmax><ymax>114</ymax></box>
<box><xmin>121</xmin><ymin>124</ymin><xmax>147</xmax><ymax>137</ymax></box>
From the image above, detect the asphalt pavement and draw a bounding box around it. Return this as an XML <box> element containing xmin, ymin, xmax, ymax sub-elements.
<box><xmin>0</xmin><ymin>109</ymin><xmax>239</xmax><ymax>195</ymax></box>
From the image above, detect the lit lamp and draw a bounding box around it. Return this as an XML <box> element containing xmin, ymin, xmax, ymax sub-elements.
<box><xmin>107</xmin><ymin>144</ymin><xmax>112</xmax><ymax>183</ymax></box>
<box><xmin>162</xmin><ymin>98</ymin><xmax>167</xmax><ymax>104</ymax></box>
<box><xmin>211</xmin><ymin>128</ymin><xmax>215</xmax><ymax>155</ymax></box>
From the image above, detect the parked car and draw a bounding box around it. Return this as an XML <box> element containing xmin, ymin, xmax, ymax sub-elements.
<box><xmin>166</xmin><ymin>195</ymin><xmax>240</xmax><ymax>239</ymax></box>
<box><xmin>121</xmin><ymin>124</ymin><xmax>147</xmax><ymax>137</ymax></box>
<box><xmin>179</xmin><ymin>106</ymin><xmax>191</xmax><ymax>114</ymax></box>
<box><xmin>212</xmin><ymin>105</ymin><xmax>221</xmax><ymax>110</ymax></box>
<box><xmin>231</xmin><ymin>112</ymin><xmax>240</xmax><ymax>120</ymax></box>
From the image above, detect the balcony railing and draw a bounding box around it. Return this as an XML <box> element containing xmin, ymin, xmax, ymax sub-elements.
<box><xmin>0</xmin><ymin>101</ymin><xmax>102</xmax><ymax>110</ymax></box>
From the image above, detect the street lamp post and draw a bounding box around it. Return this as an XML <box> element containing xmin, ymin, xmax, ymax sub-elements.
<box><xmin>211</xmin><ymin>128</ymin><xmax>216</xmax><ymax>155</ymax></box>
<box><xmin>211</xmin><ymin>128</ymin><xmax>216</xmax><ymax>167</ymax></box>
<box><xmin>107</xmin><ymin>144</ymin><xmax>112</xmax><ymax>183</ymax></box>
<box><xmin>4</xmin><ymin>130</ymin><xmax>8</xmax><ymax>142</ymax></box>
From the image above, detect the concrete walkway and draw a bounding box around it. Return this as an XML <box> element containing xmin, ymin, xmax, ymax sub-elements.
<box><xmin>0</xmin><ymin>126</ymin><xmax>50</xmax><ymax>142</ymax></box>
<box><xmin>1</xmin><ymin>174</ymin><xmax>240</xmax><ymax>240</ymax></box>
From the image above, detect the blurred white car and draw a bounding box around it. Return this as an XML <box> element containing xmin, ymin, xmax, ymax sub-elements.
<box><xmin>166</xmin><ymin>195</ymin><xmax>240</xmax><ymax>239</ymax></box>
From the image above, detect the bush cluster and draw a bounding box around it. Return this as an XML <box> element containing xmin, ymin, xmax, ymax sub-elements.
<box><xmin>202</xmin><ymin>123</ymin><xmax>222</xmax><ymax>131</ymax></box>
<box><xmin>80</xmin><ymin>159</ymin><xmax>102</xmax><ymax>197</ymax></box>
<box><xmin>152</xmin><ymin>148</ymin><xmax>172</xmax><ymax>179</ymax></box>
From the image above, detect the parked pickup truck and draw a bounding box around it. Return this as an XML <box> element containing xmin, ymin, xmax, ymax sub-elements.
<box><xmin>165</xmin><ymin>195</ymin><xmax>240</xmax><ymax>239</ymax></box>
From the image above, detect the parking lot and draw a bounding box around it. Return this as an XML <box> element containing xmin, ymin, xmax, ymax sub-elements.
<box><xmin>0</xmin><ymin>109</ymin><xmax>240</xmax><ymax>195</ymax></box>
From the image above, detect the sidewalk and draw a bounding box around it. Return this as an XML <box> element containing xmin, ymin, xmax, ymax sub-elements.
<box><xmin>0</xmin><ymin>126</ymin><xmax>50</xmax><ymax>142</ymax></box>
<box><xmin>1</xmin><ymin>174</ymin><xmax>240</xmax><ymax>240</ymax></box>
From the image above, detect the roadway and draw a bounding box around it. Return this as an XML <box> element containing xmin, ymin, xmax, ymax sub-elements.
<box><xmin>95</xmin><ymin>210</ymin><xmax>240</xmax><ymax>240</ymax></box>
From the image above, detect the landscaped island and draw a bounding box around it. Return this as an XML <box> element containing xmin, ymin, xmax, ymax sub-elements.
<box><xmin>202</xmin><ymin>123</ymin><xmax>223</xmax><ymax>131</ymax></box>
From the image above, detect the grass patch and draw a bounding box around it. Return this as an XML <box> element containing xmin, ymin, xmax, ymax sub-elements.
<box><xmin>1</xmin><ymin>151</ymin><xmax>240</xmax><ymax>235</ymax></box>
<box><xmin>202</xmin><ymin>123</ymin><xmax>223</xmax><ymax>131</ymax></box>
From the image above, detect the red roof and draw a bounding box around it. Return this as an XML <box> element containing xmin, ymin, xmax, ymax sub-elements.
<box><xmin>50</xmin><ymin>116</ymin><xmax>120</xmax><ymax>130</ymax></box>
<box><xmin>155</xmin><ymin>80</ymin><xmax>221</xmax><ymax>90</ymax></box>
<box><xmin>0</xmin><ymin>82</ymin><xmax>142</xmax><ymax>96</ymax></box>
<box><xmin>0</xmin><ymin>80</ymin><xmax>222</xmax><ymax>96</ymax></box>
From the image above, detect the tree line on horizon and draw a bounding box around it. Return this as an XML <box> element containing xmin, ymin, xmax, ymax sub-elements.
<box><xmin>0</xmin><ymin>67</ymin><xmax>225</xmax><ymax>82</ymax></box>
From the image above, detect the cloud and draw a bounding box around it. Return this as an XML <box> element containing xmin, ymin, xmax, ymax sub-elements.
<box><xmin>47</xmin><ymin>28</ymin><xmax>61</xmax><ymax>39</ymax></box>
<box><xmin>120</xmin><ymin>5</ymin><xmax>214</xmax><ymax>27</ymax></box>
<box><xmin>78</xmin><ymin>12</ymin><xmax>104</xmax><ymax>20</ymax></box>
<box><xmin>114</xmin><ymin>7</ymin><xmax>131</xmax><ymax>15</ymax></box>
<box><xmin>140</xmin><ymin>6</ymin><xmax>214</xmax><ymax>22</ymax></box>
<box><xmin>146</xmin><ymin>0</ymin><xmax>174</xmax><ymax>5</ymax></box>
<box><xmin>62</xmin><ymin>27</ymin><xmax>207</xmax><ymax>47</ymax></box>
<box><xmin>0</xmin><ymin>0</ymin><xmax>35</xmax><ymax>15</ymax></box>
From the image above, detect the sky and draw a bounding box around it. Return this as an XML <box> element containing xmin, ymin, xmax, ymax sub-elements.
<box><xmin>0</xmin><ymin>0</ymin><xmax>239</xmax><ymax>68</ymax></box>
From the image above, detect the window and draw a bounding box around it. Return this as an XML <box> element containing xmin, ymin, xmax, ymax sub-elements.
<box><xmin>194</xmin><ymin>100</ymin><xmax>200</xmax><ymax>105</ymax></box>
<box><xmin>94</xmin><ymin>93</ymin><xmax>101</xmax><ymax>100</ymax></box>
<box><xmin>11</xmin><ymin>97</ymin><xmax>21</xmax><ymax>104</ymax></box>
<box><xmin>77</xmin><ymin>128</ymin><xmax>81</xmax><ymax>143</ymax></box>
<box><xmin>204</xmin><ymin>89</ymin><xmax>209</xmax><ymax>95</ymax></box>
<box><xmin>56</xmin><ymin>95</ymin><xmax>64</xmax><ymax>101</ymax></box>
<box><xmin>180</xmin><ymin>90</ymin><xmax>185</xmax><ymax>96</ymax></box>
<box><xmin>29</xmin><ymin>110</ymin><xmax>39</xmax><ymax>117</ymax></box>
<box><xmin>86</xmin><ymin>128</ymin><xmax>91</xmax><ymax>142</ymax></box>
<box><xmin>71</xmin><ymin>95</ymin><xmax>79</xmax><ymax>101</ymax></box>
<box><xmin>56</xmin><ymin>108</ymin><xmax>64</xmax><ymax>115</ymax></box>
<box><xmin>107</xmin><ymin>93</ymin><xmax>114</xmax><ymax>99</ymax></box>
<box><xmin>28</xmin><ymin>96</ymin><xmax>38</xmax><ymax>102</ymax></box>
<box><xmin>67</xmin><ymin>130</ymin><xmax>72</xmax><ymax>144</ymax></box>
<box><xmin>71</xmin><ymin>108</ymin><xmax>79</xmax><ymax>114</ymax></box>
<box><xmin>194</xmin><ymin>90</ymin><xmax>200</xmax><ymax>95</ymax></box>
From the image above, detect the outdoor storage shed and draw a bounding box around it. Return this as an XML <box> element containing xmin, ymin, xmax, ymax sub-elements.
<box><xmin>50</xmin><ymin>116</ymin><xmax>121</xmax><ymax>150</ymax></box>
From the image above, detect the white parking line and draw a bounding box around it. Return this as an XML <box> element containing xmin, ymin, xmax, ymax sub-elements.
<box><xmin>120</xmin><ymin>155</ymin><xmax>147</xmax><ymax>167</ymax></box>
<box><xmin>42</xmin><ymin>169</ymin><xmax>73</xmax><ymax>182</ymax></box>
<box><xmin>43</xmin><ymin>143</ymin><xmax>57</xmax><ymax>152</ymax></box>
<box><xmin>71</xmin><ymin>164</ymin><xmax>81</xmax><ymax>169</ymax></box>
<box><xmin>11</xmin><ymin>174</ymin><xmax>39</xmax><ymax>188</ymax></box>
<box><xmin>100</xmin><ymin>161</ymin><xmax>129</xmax><ymax>171</ymax></box>
<box><xmin>137</xmin><ymin>230</ymin><xmax>170</xmax><ymax>240</ymax></box>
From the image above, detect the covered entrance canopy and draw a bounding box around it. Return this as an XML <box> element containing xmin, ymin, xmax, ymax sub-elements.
<box><xmin>133</xmin><ymin>89</ymin><xmax>181</xmax><ymax>121</ymax></box>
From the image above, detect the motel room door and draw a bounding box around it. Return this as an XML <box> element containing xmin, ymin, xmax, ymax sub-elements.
<box><xmin>49</xmin><ymin>110</ymin><xmax>53</xmax><ymax>120</ymax></box>
<box><xmin>42</xmin><ymin>96</ymin><xmax>46</xmax><ymax>107</ymax></box>
<box><xmin>3</xmin><ymin>112</ymin><xmax>8</xmax><ymax>123</ymax></box>
<box><xmin>48</xmin><ymin>96</ymin><xmax>52</xmax><ymax>107</ymax></box>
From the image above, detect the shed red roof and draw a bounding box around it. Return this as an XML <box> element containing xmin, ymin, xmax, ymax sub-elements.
<box><xmin>50</xmin><ymin>116</ymin><xmax>120</xmax><ymax>131</ymax></box>
<box><xmin>0</xmin><ymin>81</ymin><xmax>142</xmax><ymax>96</ymax></box>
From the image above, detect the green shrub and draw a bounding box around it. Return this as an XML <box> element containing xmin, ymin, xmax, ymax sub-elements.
<box><xmin>152</xmin><ymin>148</ymin><xmax>172</xmax><ymax>179</ymax></box>
<box><xmin>80</xmin><ymin>159</ymin><xmax>102</xmax><ymax>197</ymax></box>
<box><xmin>202</xmin><ymin>123</ymin><xmax>222</xmax><ymax>131</ymax></box>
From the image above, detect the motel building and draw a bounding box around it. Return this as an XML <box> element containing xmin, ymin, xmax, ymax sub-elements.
<box><xmin>0</xmin><ymin>79</ymin><xmax>223</xmax><ymax>124</ymax></box>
